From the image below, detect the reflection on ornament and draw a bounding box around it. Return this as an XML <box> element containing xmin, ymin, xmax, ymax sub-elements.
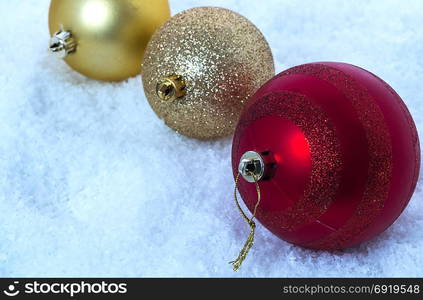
<box><xmin>142</xmin><ymin>7</ymin><xmax>275</xmax><ymax>140</ymax></box>
<box><xmin>48</xmin><ymin>0</ymin><xmax>170</xmax><ymax>81</ymax></box>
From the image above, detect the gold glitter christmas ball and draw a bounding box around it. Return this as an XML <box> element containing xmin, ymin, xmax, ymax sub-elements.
<box><xmin>141</xmin><ymin>7</ymin><xmax>275</xmax><ymax>140</ymax></box>
<box><xmin>48</xmin><ymin>0</ymin><xmax>170</xmax><ymax>81</ymax></box>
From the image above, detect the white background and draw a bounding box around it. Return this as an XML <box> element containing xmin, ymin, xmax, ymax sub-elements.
<box><xmin>0</xmin><ymin>0</ymin><xmax>422</xmax><ymax>277</ymax></box>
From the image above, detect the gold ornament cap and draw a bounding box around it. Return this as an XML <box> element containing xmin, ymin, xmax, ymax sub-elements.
<box><xmin>156</xmin><ymin>75</ymin><xmax>187</xmax><ymax>102</ymax></box>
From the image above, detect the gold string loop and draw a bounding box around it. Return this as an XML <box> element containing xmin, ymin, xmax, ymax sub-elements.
<box><xmin>230</xmin><ymin>172</ymin><xmax>262</xmax><ymax>271</ymax></box>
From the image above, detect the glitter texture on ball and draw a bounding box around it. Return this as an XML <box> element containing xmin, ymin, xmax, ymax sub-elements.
<box><xmin>49</xmin><ymin>0</ymin><xmax>170</xmax><ymax>81</ymax></box>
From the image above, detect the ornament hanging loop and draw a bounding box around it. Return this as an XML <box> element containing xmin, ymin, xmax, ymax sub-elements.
<box><xmin>49</xmin><ymin>25</ymin><xmax>76</xmax><ymax>58</ymax></box>
<box><xmin>230</xmin><ymin>154</ymin><xmax>263</xmax><ymax>271</ymax></box>
<box><xmin>156</xmin><ymin>74</ymin><xmax>187</xmax><ymax>102</ymax></box>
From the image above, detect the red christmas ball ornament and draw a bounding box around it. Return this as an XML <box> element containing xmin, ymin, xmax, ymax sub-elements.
<box><xmin>231</xmin><ymin>62</ymin><xmax>420</xmax><ymax>252</ymax></box>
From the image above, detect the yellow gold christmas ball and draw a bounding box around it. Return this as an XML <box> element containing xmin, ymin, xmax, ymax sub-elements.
<box><xmin>49</xmin><ymin>0</ymin><xmax>170</xmax><ymax>81</ymax></box>
<box><xmin>142</xmin><ymin>7</ymin><xmax>275</xmax><ymax>140</ymax></box>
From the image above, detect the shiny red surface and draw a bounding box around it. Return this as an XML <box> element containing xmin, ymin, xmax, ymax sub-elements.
<box><xmin>232</xmin><ymin>62</ymin><xmax>420</xmax><ymax>250</ymax></box>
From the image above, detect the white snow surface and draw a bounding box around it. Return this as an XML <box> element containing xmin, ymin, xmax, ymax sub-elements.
<box><xmin>0</xmin><ymin>0</ymin><xmax>422</xmax><ymax>277</ymax></box>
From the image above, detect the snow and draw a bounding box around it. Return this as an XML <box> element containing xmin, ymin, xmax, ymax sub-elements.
<box><xmin>0</xmin><ymin>0</ymin><xmax>422</xmax><ymax>277</ymax></box>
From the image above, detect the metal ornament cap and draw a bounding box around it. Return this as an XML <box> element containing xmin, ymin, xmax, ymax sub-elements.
<box><xmin>156</xmin><ymin>75</ymin><xmax>187</xmax><ymax>102</ymax></box>
<box><xmin>142</xmin><ymin>7</ymin><xmax>275</xmax><ymax>140</ymax></box>
<box><xmin>238</xmin><ymin>151</ymin><xmax>265</xmax><ymax>183</ymax></box>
